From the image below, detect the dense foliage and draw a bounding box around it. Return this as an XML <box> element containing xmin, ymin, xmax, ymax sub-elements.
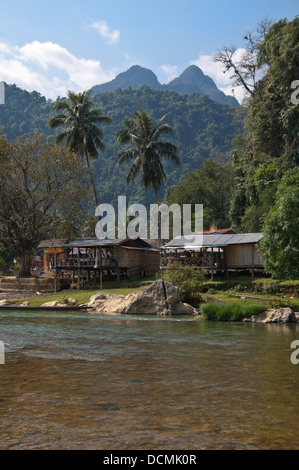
<box><xmin>166</xmin><ymin>159</ymin><xmax>235</xmax><ymax>230</ymax></box>
<box><xmin>229</xmin><ymin>17</ymin><xmax>299</xmax><ymax>232</ymax></box>
<box><xmin>92</xmin><ymin>86</ymin><xmax>244</xmax><ymax>207</ymax></box>
<box><xmin>0</xmin><ymin>83</ymin><xmax>244</xmax><ymax>209</ymax></box>
<box><xmin>259</xmin><ymin>169</ymin><xmax>299</xmax><ymax>279</ymax></box>
<box><xmin>0</xmin><ymin>133</ymin><xmax>89</xmax><ymax>276</ymax></box>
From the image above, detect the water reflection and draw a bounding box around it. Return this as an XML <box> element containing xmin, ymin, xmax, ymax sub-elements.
<box><xmin>0</xmin><ymin>311</ymin><xmax>298</xmax><ymax>449</ymax></box>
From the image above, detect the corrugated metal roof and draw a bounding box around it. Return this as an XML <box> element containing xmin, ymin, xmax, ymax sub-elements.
<box><xmin>121</xmin><ymin>246</ymin><xmax>160</xmax><ymax>252</ymax></box>
<box><xmin>38</xmin><ymin>239</ymin><xmax>66</xmax><ymax>248</ymax></box>
<box><xmin>164</xmin><ymin>233</ymin><xmax>263</xmax><ymax>249</ymax></box>
<box><xmin>62</xmin><ymin>238</ymin><xmax>128</xmax><ymax>248</ymax></box>
<box><xmin>38</xmin><ymin>237</ymin><xmax>154</xmax><ymax>249</ymax></box>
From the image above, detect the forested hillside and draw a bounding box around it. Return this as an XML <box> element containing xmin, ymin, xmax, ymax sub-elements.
<box><xmin>0</xmin><ymin>82</ymin><xmax>245</xmax><ymax>207</ymax></box>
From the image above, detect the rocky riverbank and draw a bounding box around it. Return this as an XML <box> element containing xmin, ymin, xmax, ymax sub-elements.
<box><xmin>86</xmin><ymin>280</ymin><xmax>198</xmax><ymax>315</ymax></box>
<box><xmin>0</xmin><ymin>280</ymin><xmax>298</xmax><ymax>322</ymax></box>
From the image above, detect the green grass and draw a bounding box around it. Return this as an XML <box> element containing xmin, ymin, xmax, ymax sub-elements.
<box><xmin>201</xmin><ymin>301</ymin><xmax>266</xmax><ymax>321</ymax></box>
<box><xmin>14</xmin><ymin>285</ymin><xmax>148</xmax><ymax>307</ymax></box>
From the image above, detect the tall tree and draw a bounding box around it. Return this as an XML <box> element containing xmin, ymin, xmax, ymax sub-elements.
<box><xmin>213</xmin><ymin>17</ymin><xmax>273</xmax><ymax>98</ymax></box>
<box><xmin>259</xmin><ymin>168</ymin><xmax>299</xmax><ymax>279</ymax></box>
<box><xmin>0</xmin><ymin>133</ymin><xmax>89</xmax><ymax>277</ymax></box>
<box><xmin>48</xmin><ymin>90</ymin><xmax>111</xmax><ymax>207</ymax></box>
<box><xmin>166</xmin><ymin>159</ymin><xmax>235</xmax><ymax>230</ymax></box>
<box><xmin>116</xmin><ymin>109</ymin><xmax>179</xmax><ymax>203</ymax></box>
<box><xmin>228</xmin><ymin>17</ymin><xmax>299</xmax><ymax>232</ymax></box>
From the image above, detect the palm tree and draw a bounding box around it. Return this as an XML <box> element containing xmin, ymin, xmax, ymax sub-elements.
<box><xmin>116</xmin><ymin>109</ymin><xmax>179</xmax><ymax>204</ymax></box>
<box><xmin>48</xmin><ymin>90</ymin><xmax>111</xmax><ymax>207</ymax></box>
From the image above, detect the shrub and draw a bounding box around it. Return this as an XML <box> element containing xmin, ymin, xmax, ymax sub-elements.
<box><xmin>161</xmin><ymin>262</ymin><xmax>205</xmax><ymax>307</ymax></box>
<box><xmin>263</xmin><ymin>280</ymin><xmax>279</xmax><ymax>295</ymax></box>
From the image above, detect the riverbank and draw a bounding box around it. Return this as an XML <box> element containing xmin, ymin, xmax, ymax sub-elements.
<box><xmin>1</xmin><ymin>276</ymin><xmax>298</xmax><ymax>313</ymax></box>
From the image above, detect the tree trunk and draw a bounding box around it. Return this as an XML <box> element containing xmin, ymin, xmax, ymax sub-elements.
<box><xmin>154</xmin><ymin>189</ymin><xmax>162</xmax><ymax>247</ymax></box>
<box><xmin>19</xmin><ymin>249</ymin><xmax>32</xmax><ymax>277</ymax></box>
<box><xmin>84</xmin><ymin>151</ymin><xmax>99</xmax><ymax>208</ymax></box>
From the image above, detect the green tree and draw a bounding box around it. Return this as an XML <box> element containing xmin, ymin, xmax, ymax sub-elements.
<box><xmin>116</xmin><ymin>109</ymin><xmax>179</xmax><ymax>203</ymax></box>
<box><xmin>48</xmin><ymin>90</ymin><xmax>111</xmax><ymax>207</ymax></box>
<box><xmin>166</xmin><ymin>159</ymin><xmax>235</xmax><ymax>230</ymax></box>
<box><xmin>0</xmin><ymin>134</ymin><xmax>89</xmax><ymax>277</ymax></box>
<box><xmin>259</xmin><ymin>168</ymin><xmax>299</xmax><ymax>279</ymax></box>
<box><xmin>228</xmin><ymin>17</ymin><xmax>299</xmax><ymax>231</ymax></box>
<box><xmin>161</xmin><ymin>262</ymin><xmax>204</xmax><ymax>306</ymax></box>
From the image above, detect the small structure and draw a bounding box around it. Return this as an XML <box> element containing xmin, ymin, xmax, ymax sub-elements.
<box><xmin>161</xmin><ymin>232</ymin><xmax>264</xmax><ymax>279</ymax></box>
<box><xmin>38</xmin><ymin>237</ymin><xmax>160</xmax><ymax>289</ymax></box>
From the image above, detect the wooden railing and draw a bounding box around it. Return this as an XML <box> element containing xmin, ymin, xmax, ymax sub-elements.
<box><xmin>56</xmin><ymin>258</ymin><xmax>117</xmax><ymax>268</ymax></box>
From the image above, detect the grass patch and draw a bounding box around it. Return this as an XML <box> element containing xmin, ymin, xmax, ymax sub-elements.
<box><xmin>201</xmin><ymin>301</ymin><xmax>266</xmax><ymax>321</ymax></box>
<box><xmin>14</xmin><ymin>285</ymin><xmax>148</xmax><ymax>307</ymax></box>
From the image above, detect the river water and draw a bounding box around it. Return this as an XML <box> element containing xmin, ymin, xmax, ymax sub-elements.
<box><xmin>0</xmin><ymin>310</ymin><xmax>298</xmax><ymax>450</ymax></box>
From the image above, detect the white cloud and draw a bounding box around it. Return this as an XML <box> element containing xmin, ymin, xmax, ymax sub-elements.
<box><xmin>0</xmin><ymin>40</ymin><xmax>116</xmax><ymax>99</ymax></box>
<box><xmin>190</xmin><ymin>49</ymin><xmax>249</xmax><ymax>103</ymax></box>
<box><xmin>89</xmin><ymin>20</ymin><xmax>120</xmax><ymax>45</ymax></box>
<box><xmin>159</xmin><ymin>65</ymin><xmax>178</xmax><ymax>83</ymax></box>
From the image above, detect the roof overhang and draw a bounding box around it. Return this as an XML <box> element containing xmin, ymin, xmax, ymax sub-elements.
<box><xmin>162</xmin><ymin>233</ymin><xmax>263</xmax><ymax>250</ymax></box>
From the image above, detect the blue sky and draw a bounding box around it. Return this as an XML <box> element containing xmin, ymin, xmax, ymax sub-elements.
<box><xmin>0</xmin><ymin>0</ymin><xmax>297</xmax><ymax>101</ymax></box>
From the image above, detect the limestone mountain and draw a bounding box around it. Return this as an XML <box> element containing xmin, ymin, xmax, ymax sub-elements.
<box><xmin>166</xmin><ymin>65</ymin><xmax>238</xmax><ymax>106</ymax></box>
<box><xmin>91</xmin><ymin>64</ymin><xmax>239</xmax><ymax>106</ymax></box>
<box><xmin>91</xmin><ymin>65</ymin><xmax>162</xmax><ymax>94</ymax></box>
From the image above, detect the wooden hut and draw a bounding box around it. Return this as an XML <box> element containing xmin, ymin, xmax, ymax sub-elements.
<box><xmin>162</xmin><ymin>233</ymin><xmax>264</xmax><ymax>278</ymax></box>
<box><xmin>38</xmin><ymin>237</ymin><xmax>160</xmax><ymax>288</ymax></box>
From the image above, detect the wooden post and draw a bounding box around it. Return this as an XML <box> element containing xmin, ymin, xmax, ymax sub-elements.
<box><xmin>114</xmin><ymin>246</ymin><xmax>120</xmax><ymax>283</ymax></box>
<box><xmin>54</xmin><ymin>248</ymin><xmax>57</xmax><ymax>293</ymax></box>
<box><xmin>77</xmin><ymin>250</ymin><xmax>81</xmax><ymax>289</ymax></box>
<box><xmin>99</xmin><ymin>247</ymin><xmax>103</xmax><ymax>290</ymax></box>
<box><xmin>251</xmin><ymin>243</ymin><xmax>255</xmax><ymax>278</ymax></box>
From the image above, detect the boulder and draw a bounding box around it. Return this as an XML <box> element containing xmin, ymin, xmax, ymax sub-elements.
<box><xmin>0</xmin><ymin>299</ymin><xmax>9</xmax><ymax>306</ymax></box>
<box><xmin>40</xmin><ymin>301</ymin><xmax>67</xmax><ymax>307</ymax></box>
<box><xmin>89</xmin><ymin>280</ymin><xmax>198</xmax><ymax>316</ymax></box>
<box><xmin>87</xmin><ymin>293</ymin><xmax>126</xmax><ymax>314</ymax></box>
<box><xmin>243</xmin><ymin>307</ymin><xmax>297</xmax><ymax>323</ymax></box>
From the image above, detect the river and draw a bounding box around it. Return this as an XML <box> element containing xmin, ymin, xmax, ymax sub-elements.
<box><xmin>0</xmin><ymin>310</ymin><xmax>298</xmax><ymax>450</ymax></box>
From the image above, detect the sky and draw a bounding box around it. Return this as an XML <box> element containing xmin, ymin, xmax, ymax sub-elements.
<box><xmin>0</xmin><ymin>0</ymin><xmax>297</xmax><ymax>103</ymax></box>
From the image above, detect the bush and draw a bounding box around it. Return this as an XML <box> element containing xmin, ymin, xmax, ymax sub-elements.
<box><xmin>201</xmin><ymin>301</ymin><xmax>266</xmax><ymax>321</ymax></box>
<box><xmin>161</xmin><ymin>262</ymin><xmax>205</xmax><ymax>307</ymax></box>
<box><xmin>263</xmin><ymin>280</ymin><xmax>279</xmax><ymax>295</ymax></box>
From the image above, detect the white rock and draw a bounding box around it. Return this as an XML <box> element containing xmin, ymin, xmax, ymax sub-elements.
<box><xmin>89</xmin><ymin>280</ymin><xmax>198</xmax><ymax>316</ymax></box>
<box><xmin>244</xmin><ymin>307</ymin><xmax>297</xmax><ymax>323</ymax></box>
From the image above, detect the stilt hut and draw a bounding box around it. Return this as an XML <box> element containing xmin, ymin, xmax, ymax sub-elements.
<box><xmin>161</xmin><ymin>233</ymin><xmax>264</xmax><ymax>279</ymax></box>
<box><xmin>38</xmin><ymin>237</ymin><xmax>160</xmax><ymax>287</ymax></box>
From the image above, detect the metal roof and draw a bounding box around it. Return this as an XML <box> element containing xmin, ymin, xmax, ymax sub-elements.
<box><xmin>62</xmin><ymin>238</ymin><xmax>128</xmax><ymax>248</ymax></box>
<box><xmin>37</xmin><ymin>239</ymin><xmax>66</xmax><ymax>248</ymax></box>
<box><xmin>163</xmin><ymin>233</ymin><xmax>263</xmax><ymax>249</ymax></box>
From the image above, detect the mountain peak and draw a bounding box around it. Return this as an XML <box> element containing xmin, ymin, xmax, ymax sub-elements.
<box><xmin>92</xmin><ymin>65</ymin><xmax>161</xmax><ymax>94</ymax></box>
<box><xmin>91</xmin><ymin>64</ymin><xmax>238</xmax><ymax>106</ymax></box>
<box><xmin>167</xmin><ymin>65</ymin><xmax>238</xmax><ymax>106</ymax></box>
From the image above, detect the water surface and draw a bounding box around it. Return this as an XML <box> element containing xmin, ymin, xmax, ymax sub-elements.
<box><xmin>0</xmin><ymin>310</ymin><xmax>298</xmax><ymax>450</ymax></box>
